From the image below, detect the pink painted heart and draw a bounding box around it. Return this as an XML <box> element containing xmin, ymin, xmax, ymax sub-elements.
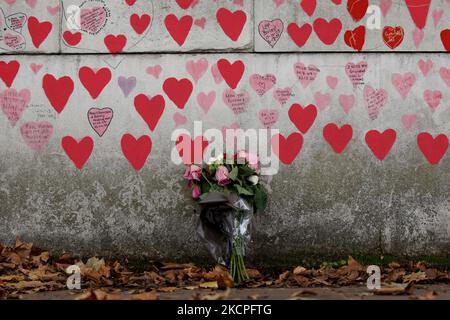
<box><xmin>249</xmin><ymin>74</ymin><xmax>277</xmax><ymax>96</ymax></box>
<box><xmin>294</xmin><ymin>63</ymin><xmax>320</xmax><ymax>88</ymax></box>
<box><xmin>194</xmin><ymin>17</ymin><xmax>206</xmax><ymax>29</ymax></box>
<box><xmin>418</xmin><ymin>59</ymin><xmax>433</xmax><ymax>77</ymax></box>
<box><xmin>412</xmin><ymin>28</ymin><xmax>424</xmax><ymax>49</ymax></box>
<box><xmin>432</xmin><ymin>9</ymin><xmax>443</xmax><ymax>27</ymax></box>
<box><xmin>30</xmin><ymin>63</ymin><xmax>43</xmax><ymax>74</ymax></box>
<box><xmin>326</xmin><ymin>76</ymin><xmax>338</xmax><ymax>89</ymax></box>
<box><xmin>20</xmin><ymin>121</ymin><xmax>53</xmax><ymax>154</ymax></box>
<box><xmin>173</xmin><ymin>112</ymin><xmax>187</xmax><ymax>128</ymax></box>
<box><xmin>47</xmin><ymin>5</ymin><xmax>60</xmax><ymax>16</ymax></box>
<box><xmin>88</xmin><ymin>107</ymin><xmax>113</xmax><ymax>137</ymax></box>
<box><xmin>222</xmin><ymin>89</ymin><xmax>250</xmax><ymax>115</ymax></box>
<box><xmin>0</xmin><ymin>88</ymin><xmax>31</xmax><ymax>127</ymax></box>
<box><xmin>345</xmin><ymin>61</ymin><xmax>368</xmax><ymax>89</ymax></box>
<box><xmin>440</xmin><ymin>67</ymin><xmax>450</xmax><ymax>87</ymax></box>
<box><xmin>273</xmin><ymin>87</ymin><xmax>292</xmax><ymax>105</ymax></box>
<box><xmin>25</xmin><ymin>0</ymin><xmax>37</xmax><ymax>8</ymax></box>
<box><xmin>379</xmin><ymin>0</ymin><xmax>392</xmax><ymax>17</ymax></box>
<box><xmin>423</xmin><ymin>90</ymin><xmax>442</xmax><ymax>112</ymax></box>
<box><xmin>4</xmin><ymin>0</ymin><xmax>16</xmax><ymax>5</ymax></box>
<box><xmin>259</xmin><ymin>109</ymin><xmax>279</xmax><ymax>128</ymax></box>
<box><xmin>186</xmin><ymin>58</ymin><xmax>208</xmax><ymax>83</ymax></box>
<box><xmin>197</xmin><ymin>91</ymin><xmax>216</xmax><ymax>114</ymax></box>
<box><xmin>391</xmin><ymin>72</ymin><xmax>416</xmax><ymax>99</ymax></box>
<box><xmin>314</xmin><ymin>91</ymin><xmax>331</xmax><ymax>111</ymax></box>
<box><xmin>364</xmin><ymin>85</ymin><xmax>388</xmax><ymax>120</ymax></box>
<box><xmin>258</xmin><ymin>19</ymin><xmax>284</xmax><ymax>48</ymax></box>
<box><xmin>272</xmin><ymin>0</ymin><xmax>285</xmax><ymax>7</ymax></box>
<box><xmin>339</xmin><ymin>94</ymin><xmax>355</xmax><ymax>114</ymax></box>
<box><xmin>80</xmin><ymin>6</ymin><xmax>107</xmax><ymax>34</ymax></box>
<box><xmin>211</xmin><ymin>63</ymin><xmax>224</xmax><ymax>84</ymax></box>
<box><xmin>401</xmin><ymin>114</ymin><xmax>416</xmax><ymax>130</ymax></box>
<box><xmin>146</xmin><ymin>65</ymin><xmax>162</xmax><ymax>79</ymax></box>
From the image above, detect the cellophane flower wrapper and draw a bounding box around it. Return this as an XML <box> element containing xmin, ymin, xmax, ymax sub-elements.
<box><xmin>196</xmin><ymin>192</ymin><xmax>253</xmax><ymax>282</ymax></box>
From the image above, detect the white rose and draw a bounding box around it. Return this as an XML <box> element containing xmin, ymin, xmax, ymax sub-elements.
<box><xmin>248</xmin><ymin>175</ymin><xmax>259</xmax><ymax>185</ymax></box>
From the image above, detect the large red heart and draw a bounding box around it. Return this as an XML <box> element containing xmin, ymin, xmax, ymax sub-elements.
<box><xmin>104</xmin><ymin>34</ymin><xmax>127</xmax><ymax>54</ymax></box>
<box><xmin>288</xmin><ymin>103</ymin><xmax>317</xmax><ymax>134</ymax></box>
<box><xmin>121</xmin><ymin>134</ymin><xmax>152</xmax><ymax>171</ymax></box>
<box><xmin>313</xmin><ymin>18</ymin><xmax>342</xmax><ymax>45</ymax></box>
<box><xmin>344</xmin><ymin>25</ymin><xmax>366</xmax><ymax>51</ymax></box>
<box><xmin>0</xmin><ymin>60</ymin><xmax>20</xmax><ymax>88</ymax></box>
<box><xmin>61</xmin><ymin>136</ymin><xmax>94</xmax><ymax>170</ymax></box>
<box><xmin>405</xmin><ymin>0</ymin><xmax>431</xmax><ymax>30</ymax></box>
<box><xmin>347</xmin><ymin>0</ymin><xmax>368</xmax><ymax>22</ymax></box>
<box><xmin>63</xmin><ymin>31</ymin><xmax>82</xmax><ymax>46</ymax></box>
<box><xmin>164</xmin><ymin>14</ymin><xmax>193</xmax><ymax>46</ymax></box>
<box><xmin>271</xmin><ymin>133</ymin><xmax>304</xmax><ymax>165</ymax></box>
<box><xmin>300</xmin><ymin>0</ymin><xmax>316</xmax><ymax>17</ymax></box>
<box><xmin>27</xmin><ymin>16</ymin><xmax>52</xmax><ymax>49</ymax></box>
<box><xmin>163</xmin><ymin>77</ymin><xmax>193</xmax><ymax>109</ymax></box>
<box><xmin>382</xmin><ymin>26</ymin><xmax>404</xmax><ymax>49</ymax></box>
<box><xmin>176</xmin><ymin>134</ymin><xmax>209</xmax><ymax>165</ymax></box>
<box><xmin>42</xmin><ymin>74</ymin><xmax>74</xmax><ymax>114</ymax></box>
<box><xmin>134</xmin><ymin>94</ymin><xmax>165</xmax><ymax>131</ymax></box>
<box><xmin>217</xmin><ymin>59</ymin><xmax>245</xmax><ymax>89</ymax></box>
<box><xmin>130</xmin><ymin>13</ymin><xmax>151</xmax><ymax>35</ymax></box>
<box><xmin>365</xmin><ymin>129</ymin><xmax>397</xmax><ymax>160</ymax></box>
<box><xmin>323</xmin><ymin>123</ymin><xmax>353</xmax><ymax>154</ymax></box>
<box><xmin>216</xmin><ymin>8</ymin><xmax>247</xmax><ymax>42</ymax></box>
<box><xmin>176</xmin><ymin>0</ymin><xmax>194</xmax><ymax>9</ymax></box>
<box><xmin>417</xmin><ymin>132</ymin><xmax>448</xmax><ymax>165</ymax></box>
<box><xmin>287</xmin><ymin>23</ymin><xmax>312</xmax><ymax>48</ymax></box>
<box><xmin>441</xmin><ymin>29</ymin><xmax>450</xmax><ymax>51</ymax></box>
<box><xmin>79</xmin><ymin>66</ymin><xmax>112</xmax><ymax>100</ymax></box>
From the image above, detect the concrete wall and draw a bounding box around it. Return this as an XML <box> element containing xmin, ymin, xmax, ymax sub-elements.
<box><xmin>0</xmin><ymin>0</ymin><xmax>449</xmax><ymax>262</ymax></box>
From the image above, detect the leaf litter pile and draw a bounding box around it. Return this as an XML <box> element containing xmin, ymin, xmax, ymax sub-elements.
<box><xmin>1</xmin><ymin>239</ymin><xmax>450</xmax><ymax>300</ymax></box>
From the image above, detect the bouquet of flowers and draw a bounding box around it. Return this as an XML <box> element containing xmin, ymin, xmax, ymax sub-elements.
<box><xmin>183</xmin><ymin>151</ymin><xmax>267</xmax><ymax>284</ymax></box>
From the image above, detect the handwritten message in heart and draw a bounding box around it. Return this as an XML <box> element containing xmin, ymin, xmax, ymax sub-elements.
<box><xmin>88</xmin><ymin>107</ymin><xmax>114</xmax><ymax>137</ymax></box>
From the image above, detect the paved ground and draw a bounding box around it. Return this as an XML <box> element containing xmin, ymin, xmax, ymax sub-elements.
<box><xmin>16</xmin><ymin>284</ymin><xmax>450</xmax><ymax>300</ymax></box>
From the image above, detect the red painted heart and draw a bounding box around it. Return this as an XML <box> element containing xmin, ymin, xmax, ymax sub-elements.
<box><xmin>176</xmin><ymin>134</ymin><xmax>209</xmax><ymax>165</ymax></box>
<box><xmin>288</xmin><ymin>103</ymin><xmax>317</xmax><ymax>134</ymax></box>
<box><xmin>344</xmin><ymin>25</ymin><xmax>365</xmax><ymax>51</ymax></box>
<box><xmin>216</xmin><ymin>8</ymin><xmax>247</xmax><ymax>41</ymax></box>
<box><xmin>61</xmin><ymin>136</ymin><xmax>94</xmax><ymax>169</ymax></box>
<box><xmin>0</xmin><ymin>60</ymin><xmax>20</xmax><ymax>88</ymax></box>
<box><xmin>121</xmin><ymin>134</ymin><xmax>152</xmax><ymax>171</ymax></box>
<box><xmin>27</xmin><ymin>16</ymin><xmax>52</xmax><ymax>49</ymax></box>
<box><xmin>287</xmin><ymin>23</ymin><xmax>312</xmax><ymax>48</ymax></box>
<box><xmin>42</xmin><ymin>74</ymin><xmax>74</xmax><ymax>114</ymax></box>
<box><xmin>104</xmin><ymin>34</ymin><xmax>127</xmax><ymax>54</ymax></box>
<box><xmin>130</xmin><ymin>13</ymin><xmax>151</xmax><ymax>35</ymax></box>
<box><xmin>365</xmin><ymin>129</ymin><xmax>397</xmax><ymax>161</ymax></box>
<box><xmin>217</xmin><ymin>58</ymin><xmax>245</xmax><ymax>89</ymax></box>
<box><xmin>79</xmin><ymin>66</ymin><xmax>112</xmax><ymax>100</ymax></box>
<box><xmin>417</xmin><ymin>132</ymin><xmax>448</xmax><ymax>165</ymax></box>
<box><xmin>165</xmin><ymin>14</ymin><xmax>193</xmax><ymax>46</ymax></box>
<box><xmin>134</xmin><ymin>94</ymin><xmax>165</xmax><ymax>131</ymax></box>
<box><xmin>163</xmin><ymin>77</ymin><xmax>193</xmax><ymax>109</ymax></box>
<box><xmin>271</xmin><ymin>133</ymin><xmax>304</xmax><ymax>165</ymax></box>
<box><xmin>323</xmin><ymin>123</ymin><xmax>353</xmax><ymax>154</ymax></box>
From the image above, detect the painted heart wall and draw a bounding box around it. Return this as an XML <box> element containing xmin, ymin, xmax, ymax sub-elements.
<box><xmin>0</xmin><ymin>0</ymin><xmax>449</xmax><ymax>261</ymax></box>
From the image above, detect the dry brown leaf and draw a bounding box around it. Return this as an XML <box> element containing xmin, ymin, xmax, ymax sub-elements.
<box><xmin>374</xmin><ymin>282</ymin><xmax>415</xmax><ymax>295</ymax></box>
<box><xmin>347</xmin><ymin>256</ymin><xmax>363</xmax><ymax>271</ymax></box>
<box><xmin>291</xmin><ymin>290</ymin><xmax>318</xmax><ymax>297</ymax></box>
<box><xmin>293</xmin><ymin>266</ymin><xmax>307</xmax><ymax>275</ymax></box>
<box><xmin>158</xmin><ymin>287</ymin><xmax>178</xmax><ymax>293</ymax></box>
<box><xmin>388</xmin><ymin>262</ymin><xmax>401</xmax><ymax>269</ymax></box>
<box><xmin>130</xmin><ymin>291</ymin><xmax>159</xmax><ymax>300</ymax></box>
<box><xmin>199</xmin><ymin>281</ymin><xmax>219</xmax><ymax>289</ymax></box>
<box><xmin>160</xmin><ymin>262</ymin><xmax>195</xmax><ymax>270</ymax></box>
<box><xmin>246</xmin><ymin>269</ymin><xmax>262</xmax><ymax>279</ymax></box>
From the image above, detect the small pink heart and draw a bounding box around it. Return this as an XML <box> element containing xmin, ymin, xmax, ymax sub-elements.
<box><xmin>294</xmin><ymin>63</ymin><xmax>320</xmax><ymax>88</ymax></box>
<box><xmin>391</xmin><ymin>72</ymin><xmax>416</xmax><ymax>100</ymax></box>
<box><xmin>401</xmin><ymin>114</ymin><xmax>416</xmax><ymax>131</ymax></box>
<box><xmin>272</xmin><ymin>0</ymin><xmax>285</xmax><ymax>7</ymax></box>
<box><xmin>364</xmin><ymin>85</ymin><xmax>388</xmax><ymax>120</ymax></box>
<box><xmin>418</xmin><ymin>59</ymin><xmax>433</xmax><ymax>77</ymax></box>
<box><xmin>47</xmin><ymin>5</ymin><xmax>60</xmax><ymax>16</ymax></box>
<box><xmin>259</xmin><ymin>109</ymin><xmax>279</xmax><ymax>128</ymax></box>
<box><xmin>412</xmin><ymin>28</ymin><xmax>424</xmax><ymax>49</ymax></box>
<box><xmin>146</xmin><ymin>65</ymin><xmax>162</xmax><ymax>79</ymax></box>
<box><xmin>314</xmin><ymin>91</ymin><xmax>332</xmax><ymax>111</ymax></box>
<box><xmin>194</xmin><ymin>17</ymin><xmax>206</xmax><ymax>29</ymax></box>
<box><xmin>173</xmin><ymin>112</ymin><xmax>187</xmax><ymax>128</ymax></box>
<box><xmin>423</xmin><ymin>90</ymin><xmax>442</xmax><ymax>112</ymax></box>
<box><xmin>211</xmin><ymin>63</ymin><xmax>224</xmax><ymax>84</ymax></box>
<box><xmin>439</xmin><ymin>67</ymin><xmax>450</xmax><ymax>87</ymax></box>
<box><xmin>88</xmin><ymin>107</ymin><xmax>113</xmax><ymax>137</ymax></box>
<box><xmin>249</xmin><ymin>74</ymin><xmax>277</xmax><ymax>96</ymax></box>
<box><xmin>326</xmin><ymin>76</ymin><xmax>338</xmax><ymax>89</ymax></box>
<box><xmin>345</xmin><ymin>61</ymin><xmax>368</xmax><ymax>89</ymax></box>
<box><xmin>233</xmin><ymin>0</ymin><xmax>244</xmax><ymax>6</ymax></box>
<box><xmin>25</xmin><ymin>0</ymin><xmax>37</xmax><ymax>8</ymax></box>
<box><xmin>30</xmin><ymin>63</ymin><xmax>43</xmax><ymax>74</ymax></box>
<box><xmin>0</xmin><ymin>88</ymin><xmax>31</xmax><ymax>126</ymax></box>
<box><xmin>432</xmin><ymin>9</ymin><xmax>443</xmax><ymax>27</ymax></box>
<box><xmin>273</xmin><ymin>87</ymin><xmax>292</xmax><ymax>105</ymax></box>
<box><xmin>339</xmin><ymin>94</ymin><xmax>355</xmax><ymax>114</ymax></box>
<box><xmin>186</xmin><ymin>58</ymin><xmax>208</xmax><ymax>83</ymax></box>
<box><xmin>379</xmin><ymin>0</ymin><xmax>392</xmax><ymax>18</ymax></box>
<box><xmin>20</xmin><ymin>121</ymin><xmax>53</xmax><ymax>154</ymax></box>
<box><xmin>222</xmin><ymin>89</ymin><xmax>250</xmax><ymax>115</ymax></box>
<box><xmin>4</xmin><ymin>0</ymin><xmax>16</xmax><ymax>6</ymax></box>
<box><xmin>197</xmin><ymin>91</ymin><xmax>216</xmax><ymax>114</ymax></box>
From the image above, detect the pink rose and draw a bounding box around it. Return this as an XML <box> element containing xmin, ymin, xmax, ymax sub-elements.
<box><xmin>192</xmin><ymin>185</ymin><xmax>201</xmax><ymax>200</ymax></box>
<box><xmin>184</xmin><ymin>164</ymin><xmax>202</xmax><ymax>181</ymax></box>
<box><xmin>215</xmin><ymin>166</ymin><xmax>231</xmax><ymax>186</ymax></box>
<box><xmin>236</xmin><ymin>151</ymin><xmax>260</xmax><ymax>171</ymax></box>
